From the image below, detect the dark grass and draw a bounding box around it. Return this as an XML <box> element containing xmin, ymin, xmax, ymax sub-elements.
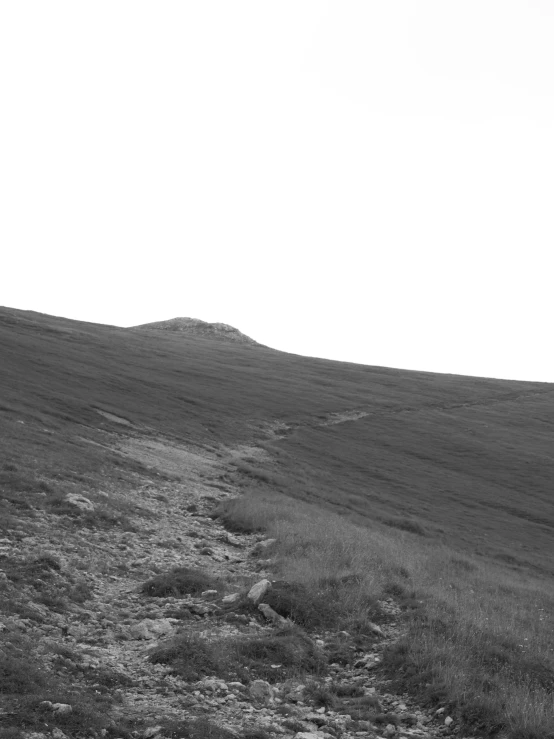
<box><xmin>150</xmin><ymin>626</ymin><xmax>326</xmax><ymax>684</ymax></box>
<box><xmin>382</xmin><ymin>613</ymin><xmax>554</xmax><ymax>737</ymax></box>
<box><xmin>1</xmin><ymin>555</ymin><xmax>93</xmax><ymax>612</ymax></box>
<box><xmin>0</xmin><ymin>635</ymin><xmax>136</xmax><ymax>738</ymax></box>
<box><xmin>302</xmin><ymin>679</ymin><xmax>382</xmax><ymax>717</ymax></box>
<box><xmin>141</xmin><ymin>566</ymin><xmax>219</xmax><ymax>597</ymax></box>
<box><xmin>261</xmin><ymin>579</ymin><xmax>380</xmax><ymax>632</ymax></box>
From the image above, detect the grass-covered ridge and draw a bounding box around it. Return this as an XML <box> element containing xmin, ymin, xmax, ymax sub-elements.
<box><xmin>216</xmin><ymin>492</ymin><xmax>554</xmax><ymax>738</ymax></box>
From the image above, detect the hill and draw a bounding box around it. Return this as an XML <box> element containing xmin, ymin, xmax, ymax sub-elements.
<box><xmin>132</xmin><ymin>317</ymin><xmax>260</xmax><ymax>345</ymax></box>
<box><xmin>1</xmin><ymin>305</ymin><xmax>553</xmax><ymax>739</ymax></box>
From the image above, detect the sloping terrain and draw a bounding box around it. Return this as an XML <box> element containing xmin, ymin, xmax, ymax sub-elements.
<box><xmin>1</xmin><ymin>306</ymin><xmax>554</xmax><ymax>739</ymax></box>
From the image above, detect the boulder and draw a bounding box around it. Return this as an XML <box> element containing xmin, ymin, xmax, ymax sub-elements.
<box><xmin>51</xmin><ymin>704</ymin><xmax>72</xmax><ymax>715</ymax></box>
<box><xmin>249</xmin><ymin>679</ymin><xmax>275</xmax><ymax>705</ymax></box>
<box><xmin>247</xmin><ymin>578</ymin><xmax>271</xmax><ymax>603</ymax></box>
<box><xmin>252</xmin><ymin>538</ymin><xmax>277</xmax><ymax>556</ymax></box>
<box><xmin>143</xmin><ymin>727</ymin><xmax>163</xmax><ymax>739</ymax></box>
<box><xmin>368</xmin><ymin>622</ymin><xmax>384</xmax><ymax>636</ymax></box>
<box><xmin>258</xmin><ymin>603</ymin><xmax>288</xmax><ymax>625</ymax></box>
<box><xmin>129</xmin><ymin>618</ymin><xmax>174</xmax><ymax>640</ymax></box>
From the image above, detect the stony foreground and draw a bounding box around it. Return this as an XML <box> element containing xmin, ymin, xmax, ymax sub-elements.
<box><xmin>0</xmin><ymin>436</ymin><xmax>476</xmax><ymax>739</ymax></box>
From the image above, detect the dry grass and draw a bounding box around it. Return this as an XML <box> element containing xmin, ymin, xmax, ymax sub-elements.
<box><xmin>218</xmin><ymin>491</ymin><xmax>554</xmax><ymax>738</ymax></box>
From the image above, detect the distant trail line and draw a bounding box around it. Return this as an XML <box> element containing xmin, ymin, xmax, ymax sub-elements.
<box><xmin>268</xmin><ymin>387</ymin><xmax>554</xmax><ymax>439</ymax></box>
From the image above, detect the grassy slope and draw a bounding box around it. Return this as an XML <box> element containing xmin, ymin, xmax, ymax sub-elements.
<box><xmin>2</xmin><ymin>306</ymin><xmax>554</xmax><ymax>737</ymax></box>
<box><xmin>1</xmin><ymin>306</ymin><xmax>548</xmax><ymax>438</ymax></box>
<box><xmin>251</xmin><ymin>396</ymin><xmax>554</xmax><ymax>575</ymax></box>
<box><xmin>2</xmin><ymin>305</ymin><xmax>553</xmax><ymax>570</ymax></box>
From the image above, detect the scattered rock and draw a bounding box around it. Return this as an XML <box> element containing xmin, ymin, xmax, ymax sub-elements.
<box><xmin>0</xmin><ymin>440</ymin><xmax>460</xmax><ymax>739</ymax></box>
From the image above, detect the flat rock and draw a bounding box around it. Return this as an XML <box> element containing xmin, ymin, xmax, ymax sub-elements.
<box><xmin>129</xmin><ymin>618</ymin><xmax>174</xmax><ymax>640</ymax></box>
<box><xmin>64</xmin><ymin>494</ymin><xmax>94</xmax><ymax>512</ymax></box>
<box><xmin>222</xmin><ymin>592</ymin><xmax>241</xmax><ymax>604</ymax></box>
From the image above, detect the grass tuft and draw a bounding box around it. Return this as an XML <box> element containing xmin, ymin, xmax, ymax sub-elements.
<box><xmin>150</xmin><ymin>626</ymin><xmax>326</xmax><ymax>684</ymax></box>
<box><xmin>141</xmin><ymin>566</ymin><xmax>218</xmax><ymax>597</ymax></box>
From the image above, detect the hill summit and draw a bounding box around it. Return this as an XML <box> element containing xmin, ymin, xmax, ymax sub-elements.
<box><xmin>132</xmin><ymin>316</ymin><xmax>260</xmax><ymax>345</ymax></box>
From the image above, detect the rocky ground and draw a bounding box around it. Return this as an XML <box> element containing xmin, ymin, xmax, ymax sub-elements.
<box><xmin>0</xmin><ymin>435</ymin><xmax>476</xmax><ymax>739</ymax></box>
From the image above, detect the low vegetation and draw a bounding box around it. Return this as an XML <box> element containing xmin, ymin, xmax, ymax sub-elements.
<box><xmin>0</xmin><ymin>634</ymin><xmax>134</xmax><ymax>739</ymax></box>
<box><xmin>141</xmin><ymin>566</ymin><xmax>219</xmax><ymax>597</ymax></box>
<box><xmin>150</xmin><ymin>625</ymin><xmax>326</xmax><ymax>684</ymax></box>
<box><xmin>217</xmin><ymin>490</ymin><xmax>554</xmax><ymax>738</ymax></box>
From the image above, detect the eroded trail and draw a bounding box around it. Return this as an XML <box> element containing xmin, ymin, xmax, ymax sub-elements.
<box><xmin>1</xmin><ymin>431</ymin><xmax>475</xmax><ymax>739</ymax></box>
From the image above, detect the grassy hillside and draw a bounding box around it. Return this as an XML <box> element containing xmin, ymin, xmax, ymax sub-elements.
<box><xmin>2</xmin><ymin>304</ymin><xmax>553</xmax><ymax>571</ymax></box>
<box><xmin>243</xmin><ymin>397</ymin><xmax>554</xmax><ymax>576</ymax></box>
<box><xmin>2</xmin><ymin>305</ymin><xmax>554</xmax><ymax>737</ymax></box>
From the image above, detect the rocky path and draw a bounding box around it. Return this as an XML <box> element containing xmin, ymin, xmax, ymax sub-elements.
<box><xmin>1</xmin><ymin>434</ymin><xmax>475</xmax><ymax>739</ymax></box>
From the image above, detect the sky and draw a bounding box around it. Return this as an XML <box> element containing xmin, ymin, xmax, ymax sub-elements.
<box><xmin>1</xmin><ymin>1</ymin><xmax>553</xmax><ymax>382</ymax></box>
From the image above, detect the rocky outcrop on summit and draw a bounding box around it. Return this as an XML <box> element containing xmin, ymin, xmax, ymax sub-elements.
<box><xmin>132</xmin><ymin>317</ymin><xmax>260</xmax><ymax>345</ymax></box>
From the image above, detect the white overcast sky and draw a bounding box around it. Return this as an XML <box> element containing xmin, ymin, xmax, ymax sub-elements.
<box><xmin>1</xmin><ymin>2</ymin><xmax>553</xmax><ymax>381</ymax></box>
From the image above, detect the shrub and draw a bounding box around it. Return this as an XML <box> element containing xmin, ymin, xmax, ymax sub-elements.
<box><xmin>262</xmin><ymin>580</ymin><xmax>340</xmax><ymax>630</ymax></box>
<box><xmin>150</xmin><ymin>634</ymin><xmax>222</xmax><ymax>681</ymax></box>
<box><xmin>0</xmin><ymin>651</ymin><xmax>47</xmax><ymax>695</ymax></box>
<box><xmin>233</xmin><ymin>626</ymin><xmax>326</xmax><ymax>683</ymax></box>
<box><xmin>304</xmin><ymin>680</ymin><xmax>339</xmax><ymax>709</ymax></box>
<box><xmin>141</xmin><ymin>566</ymin><xmax>218</xmax><ymax>597</ymax></box>
<box><xmin>150</xmin><ymin>626</ymin><xmax>326</xmax><ymax>684</ymax></box>
<box><xmin>212</xmin><ymin>498</ymin><xmax>266</xmax><ymax>534</ymax></box>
